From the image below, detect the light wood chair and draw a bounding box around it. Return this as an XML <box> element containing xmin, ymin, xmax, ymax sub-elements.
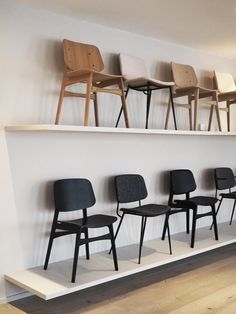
<box><xmin>116</xmin><ymin>53</ymin><xmax>177</xmax><ymax>129</ymax></box>
<box><xmin>165</xmin><ymin>62</ymin><xmax>221</xmax><ymax>131</ymax></box>
<box><xmin>213</xmin><ymin>71</ymin><xmax>236</xmax><ymax>131</ymax></box>
<box><xmin>55</xmin><ymin>39</ymin><xmax>129</xmax><ymax>127</ymax></box>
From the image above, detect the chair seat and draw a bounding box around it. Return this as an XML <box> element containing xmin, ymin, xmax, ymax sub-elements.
<box><xmin>218</xmin><ymin>90</ymin><xmax>236</xmax><ymax>102</ymax></box>
<box><xmin>59</xmin><ymin>214</ymin><xmax>117</xmax><ymax>229</ymax></box>
<box><xmin>175</xmin><ymin>196</ymin><xmax>217</xmax><ymax>209</ymax></box>
<box><xmin>121</xmin><ymin>204</ymin><xmax>170</xmax><ymax>217</ymax></box>
<box><xmin>220</xmin><ymin>191</ymin><xmax>236</xmax><ymax>199</ymax></box>
<box><xmin>67</xmin><ymin>69</ymin><xmax>123</xmax><ymax>83</ymax></box>
<box><xmin>125</xmin><ymin>77</ymin><xmax>174</xmax><ymax>89</ymax></box>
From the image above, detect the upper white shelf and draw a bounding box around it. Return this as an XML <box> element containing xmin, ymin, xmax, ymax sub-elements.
<box><xmin>4</xmin><ymin>124</ymin><xmax>236</xmax><ymax>136</ymax></box>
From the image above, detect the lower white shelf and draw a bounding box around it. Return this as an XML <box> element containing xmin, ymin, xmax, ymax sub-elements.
<box><xmin>5</xmin><ymin>222</ymin><xmax>236</xmax><ymax>300</ymax></box>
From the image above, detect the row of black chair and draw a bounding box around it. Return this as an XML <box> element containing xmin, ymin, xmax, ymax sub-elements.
<box><xmin>44</xmin><ymin>167</ymin><xmax>236</xmax><ymax>282</ymax></box>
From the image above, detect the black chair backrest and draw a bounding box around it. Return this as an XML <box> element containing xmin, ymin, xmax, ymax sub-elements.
<box><xmin>215</xmin><ymin>167</ymin><xmax>236</xmax><ymax>190</ymax></box>
<box><xmin>170</xmin><ymin>169</ymin><xmax>197</xmax><ymax>195</ymax></box>
<box><xmin>54</xmin><ymin>178</ymin><xmax>96</xmax><ymax>212</ymax></box>
<box><xmin>115</xmin><ymin>174</ymin><xmax>148</xmax><ymax>203</ymax></box>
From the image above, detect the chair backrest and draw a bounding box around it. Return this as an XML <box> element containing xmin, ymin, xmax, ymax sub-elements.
<box><xmin>115</xmin><ymin>174</ymin><xmax>148</xmax><ymax>203</ymax></box>
<box><xmin>214</xmin><ymin>167</ymin><xmax>236</xmax><ymax>190</ymax></box>
<box><xmin>54</xmin><ymin>178</ymin><xmax>96</xmax><ymax>212</ymax></box>
<box><xmin>171</xmin><ymin>62</ymin><xmax>198</xmax><ymax>87</ymax></box>
<box><xmin>214</xmin><ymin>71</ymin><xmax>236</xmax><ymax>93</ymax></box>
<box><xmin>119</xmin><ymin>53</ymin><xmax>148</xmax><ymax>80</ymax></box>
<box><xmin>63</xmin><ymin>39</ymin><xmax>104</xmax><ymax>72</ymax></box>
<box><xmin>170</xmin><ymin>169</ymin><xmax>197</xmax><ymax>195</ymax></box>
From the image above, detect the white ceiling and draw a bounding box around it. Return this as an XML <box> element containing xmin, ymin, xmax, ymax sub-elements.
<box><xmin>14</xmin><ymin>0</ymin><xmax>236</xmax><ymax>59</ymax></box>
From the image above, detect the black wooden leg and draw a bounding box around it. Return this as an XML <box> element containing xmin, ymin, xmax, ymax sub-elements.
<box><xmin>229</xmin><ymin>199</ymin><xmax>236</xmax><ymax>225</ymax></box>
<box><xmin>191</xmin><ymin>209</ymin><xmax>197</xmax><ymax>248</ymax></box>
<box><xmin>44</xmin><ymin>233</ymin><xmax>55</xmax><ymax>270</ymax></box>
<box><xmin>169</xmin><ymin>86</ymin><xmax>177</xmax><ymax>130</ymax></box>
<box><xmin>145</xmin><ymin>90</ymin><xmax>152</xmax><ymax>129</ymax></box>
<box><xmin>211</xmin><ymin>205</ymin><xmax>218</xmax><ymax>241</ymax></box>
<box><xmin>71</xmin><ymin>230</ymin><xmax>81</xmax><ymax>283</ymax></box>
<box><xmin>161</xmin><ymin>212</ymin><xmax>169</xmax><ymax>240</ymax></box>
<box><xmin>115</xmin><ymin>88</ymin><xmax>129</xmax><ymax>127</ymax></box>
<box><xmin>210</xmin><ymin>196</ymin><xmax>223</xmax><ymax>230</ymax></box>
<box><xmin>109</xmin><ymin>212</ymin><xmax>125</xmax><ymax>254</ymax></box>
<box><xmin>138</xmin><ymin>217</ymin><xmax>147</xmax><ymax>264</ymax></box>
<box><xmin>186</xmin><ymin>210</ymin><xmax>190</xmax><ymax>234</ymax></box>
<box><xmin>166</xmin><ymin>220</ymin><xmax>172</xmax><ymax>255</ymax></box>
<box><xmin>84</xmin><ymin>229</ymin><xmax>90</xmax><ymax>260</ymax></box>
<box><xmin>109</xmin><ymin>225</ymin><xmax>118</xmax><ymax>271</ymax></box>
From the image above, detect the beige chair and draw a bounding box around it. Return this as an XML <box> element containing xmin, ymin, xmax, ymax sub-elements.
<box><xmin>116</xmin><ymin>53</ymin><xmax>177</xmax><ymax>129</ymax></box>
<box><xmin>55</xmin><ymin>39</ymin><xmax>129</xmax><ymax>127</ymax></box>
<box><xmin>165</xmin><ymin>62</ymin><xmax>222</xmax><ymax>131</ymax></box>
<box><xmin>214</xmin><ymin>71</ymin><xmax>236</xmax><ymax>131</ymax></box>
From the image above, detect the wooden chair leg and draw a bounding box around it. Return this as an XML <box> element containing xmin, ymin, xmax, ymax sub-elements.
<box><xmin>193</xmin><ymin>89</ymin><xmax>199</xmax><ymax>131</ymax></box>
<box><xmin>84</xmin><ymin>229</ymin><xmax>90</xmax><ymax>260</ymax></box>
<box><xmin>188</xmin><ymin>96</ymin><xmax>193</xmax><ymax>130</ymax></box>
<box><xmin>119</xmin><ymin>79</ymin><xmax>130</xmax><ymax>128</ymax></box>
<box><xmin>215</xmin><ymin>102</ymin><xmax>222</xmax><ymax>131</ymax></box>
<box><xmin>71</xmin><ymin>230</ymin><xmax>81</xmax><ymax>283</ymax></box>
<box><xmin>55</xmin><ymin>78</ymin><xmax>66</xmax><ymax>124</ymax></box>
<box><xmin>208</xmin><ymin>105</ymin><xmax>214</xmax><ymax>131</ymax></box>
<box><xmin>191</xmin><ymin>209</ymin><xmax>197</xmax><ymax>248</ymax></box>
<box><xmin>164</xmin><ymin>96</ymin><xmax>171</xmax><ymax>129</ymax></box>
<box><xmin>109</xmin><ymin>225</ymin><xmax>118</xmax><ymax>271</ymax></box>
<box><xmin>227</xmin><ymin>102</ymin><xmax>230</xmax><ymax>132</ymax></box>
<box><xmin>93</xmin><ymin>92</ymin><xmax>99</xmax><ymax>127</ymax></box>
<box><xmin>84</xmin><ymin>74</ymin><xmax>93</xmax><ymax>126</ymax></box>
<box><xmin>211</xmin><ymin>205</ymin><xmax>218</xmax><ymax>241</ymax></box>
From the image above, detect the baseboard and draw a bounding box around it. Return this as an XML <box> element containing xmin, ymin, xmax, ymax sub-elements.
<box><xmin>0</xmin><ymin>291</ymin><xmax>32</xmax><ymax>304</ymax></box>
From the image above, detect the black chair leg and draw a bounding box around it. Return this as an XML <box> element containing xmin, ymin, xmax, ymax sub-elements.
<box><xmin>44</xmin><ymin>233</ymin><xmax>55</xmax><ymax>270</ymax></box>
<box><xmin>71</xmin><ymin>230</ymin><xmax>81</xmax><ymax>283</ymax></box>
<box><xmin>210</xmin><ymin>196</ymin><xmax>223</xmax><ymax>230</ymax></box>
<box><xmin>145</xmin><ymin>89</ymin><xmax>152</xmax><ymax>129</ymax></box>
<box><xmin>166</xmin><ymin>220</ymin><xmax>172</xmax><ymax>255</ymax></box>
<box><xmin>186</xmin><ymin>209</ymin><xmax>190</xmax><ymax>234</ymax></box>
<box><xmin>109</xmin><ymin>225</ymin><xmax>118</xmax><ymax>271</ymax></box>
<box><xmin>84</xmin><ymin>229</ymin><xmax>90</xmax><ymax>260</ymax></box>
<box><xmin>211</xmin><ymin>205</ymin><xmax>219</xmax><ymax>241</ymax></box>
<box><xmin>229</xmin><ymin>199</ymin><xmax>236</xmax><ymax>225</ymax></box>
<box><xmin>138</xmin><ymin>216</ymin><xmax>147</xmax><ymax>264</ymax></box>
<box><xmin>109</xmin><ymin>212</ymin><xmax>125</xmax><ymax>254</ymax></box>
<box><xmin>161</xmin><ymin>212</ymin><xmax>169</xmax><ymax>240</ymax></box>
<box><xmin>115</xmin><ymin>88</ymin><xmax>129</xmax><ymax>127</ymax></box>
<box><xmin>191</xmin><ymin>210</ymin><xmax>197</xmax><ymax>248</ymax></box>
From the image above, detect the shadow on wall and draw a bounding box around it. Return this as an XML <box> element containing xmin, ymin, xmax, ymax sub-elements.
<box><xmin>200</xmin><ymin>168</ymin><xmax>216</xmax><ymax>192</ymax></box>
<box><xmin>155</xmin><ymin>61</ymin><xmax>173</xmax><ymax>81</ymax></box>
<box><xmin>199</xmin><ymin>70</ymin><xmax>214</xmax><ymax>89</ymax></box>
<box><xmin>157</xmin><ymin>170</ymin><xmax>170</xmax><ymax>196</ymax></box>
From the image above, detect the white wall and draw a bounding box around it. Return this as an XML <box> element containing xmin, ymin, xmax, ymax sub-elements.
<box><xmin>1</xmin><ymin>0</ymin><xmax>236</xmax><ymax>302</ymax></box>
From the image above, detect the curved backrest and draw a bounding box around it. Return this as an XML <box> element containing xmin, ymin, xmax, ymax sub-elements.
<box><xmin>214</xmin><ymin>167</ymin><xmax>236</xmax><ymax>190</ymax></box>
<box><xmin>115</xmin><ymin>174</ymin><xmax>148</xmax><ymax>203</ymax></box>
<box><xmin>119</xmin><ymin>53</ymin><xmax>148</xmax><ymax>80</ymax></box>
<box><xmin>171</xmin><ymin>62</ymin><xmax>198</xmax><ymax>87</ymax></box>
<box><xmin>214</xmin><ymin>71</ymin><xmax>236</xmax><ymax>93</ymax></box>
<box><xmin>170</xmin><ymin>169</ymin><xmax>196</xmax><ymax>195</ymax></box>
<box><xmin>63</xmin><ymin>39</ymin><xmax>104</xmax><ymax>72</ymax></box>
<box><xmin>54</xmin><ymin>178</ymin><xmax>96</xmax><ymax>212</ymax></box>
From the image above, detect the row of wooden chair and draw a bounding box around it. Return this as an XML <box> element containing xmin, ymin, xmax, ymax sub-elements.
<box><xmin>55</xmin><ymin>39</ymin><xmax>236</xmax><ymax>131</ymax></box>
<box><xmin>44</xmin><ymin>167</ymin><xmax>236</xmax><ymax>282</ymax></box>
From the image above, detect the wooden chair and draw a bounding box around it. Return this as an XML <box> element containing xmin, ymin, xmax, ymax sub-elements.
<box><xmin>116</xmin><ymin>53</ymin><xmax>177</xmax><ymax>129</ymax></box>
<box><xmin>165</xmin><ymin>62</ymin><xmax>222</xmax><ymax>131</ymax></box>
<box><xmin>55</xmin><ymin>39</ymin><xmax>129</xmax><ymax>127</ymax></box>
<box><xmin>213</xmin><ymin>71</ymin><xmax>236</xmax><ymax>131</ymax></box>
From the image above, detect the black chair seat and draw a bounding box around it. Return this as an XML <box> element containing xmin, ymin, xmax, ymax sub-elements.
<box><xmin>121</xmin><ymin>204</ymin><xmax>170</xmax><ymax>217</ymax></box>
<box><xmin>175</xmin><ymin>196</ymin><xmax>217</xmax><ymax>209</ymax></box>
<box><xmin>219</xmin><ymin>191</ymin><xmax>236</xmax><ymax>199</ymax></box>
<box><xmin>60</xmin><ymin>214</ymin><xmax>117</xmax><ymax>229</ymax></box>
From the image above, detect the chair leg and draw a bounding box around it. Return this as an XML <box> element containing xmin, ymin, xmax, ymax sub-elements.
<box><xmin>145</xmin><ymin>89</ymin><xmax>152</xmax><ymax>129</ymax></box>
<box><xmin>188</xmin><ymin>96</ymin><xmax>193</xmax><ymax>130</ymax></box>
<box><xmin>84</xmin><ymin>229</ymin><xmax>90</xmax><ymax>260</ymax></box>
<box><xmin>71</xmin><ymin>230</ymin><xmax>81</xmax><ymax>283</ymax></box>
<box><xmin>186</xmin><ymin>209</ymin><xmax>190</xmax><ymax>234</ymax></box>
<box><xmin>93</xmin><ymin>92</ymin><xmax>99</xmax><ymax>127</ymax></box>
<box><xmin>109</xmin><ymin>225</ymin><xmax>118</xmax><ymax>271</ymax></box>
<box><xmin>191</xmin><ymin>209</ymin><xmax>197</xmax><ymax>248</ymax></box>
<box><xmin>55</xmin><ymin>78</ymin><xmax>66</xmax><ymax>124</ymax></box>
<box><xmin>229</xmin><ymin>199</ymin><xmax>236</xmax><ymax>225</ymax></box>
<box><xmin>227</xmin><ymin>102</ymin><xmax>230</xmax><ymax>132</ymax></box>
<box><xmin>211</xmin><ymin>205</ymin><xmax>219</xmax><ymax>241</ymax></box>
<box><xmin>169</xmin><ymin>87</ymin><xmax>177</xmax><ymax>130</ymax></box>
<box><xmin>210</xmin><ymin>196</ymin><xmax>223</xmax><ymax>230</ymax></box>
<box><xmin>161</xmin><ymin>212</ymin><xmax>169</xmax><ymax>240</ymax></box>
<box><xmin>84</xmin><ymin>74</ymin><xmax>93</xmax><ymax>126</ymax></box>
<box><xmin>109</xmin><ymin>212</ymin><xmax>125</xmax><ymax>254</ymax></box>
<box><xmin>215</xmin><ymin>101</ymin><xmax>222</xmax><ymax>131</ymax></box>
<box><xmin>166</xmin><ymin>220</ymin><xmax>172</xmax><ymax>255</ymax></box>
<box><xmin>193</xmin><ymin>89</ymin><xmax>199</xmax><ymax>131</ymax></box>
<box><xmin>138</xmin><ymin>216</ymin><xmax>147</xmax><ymax>264</ymax></box>
<box><xmin>115</xmin><ymin>88</ymin><xmax>129</xmax><ymax>127</ymax></box>
<box><xmin>44</xmin><ymin>212</ymin><xmax>58</xmax><ymax>270</ymax></box>
<box><xmin>208</xmin><ymin>105</ymin><xmax>214</xmax><ymax>131</ymax></box>
<box><xmin>164</xmin><ymin>96</ymin><xmax>171</xmax><ymax>130</ymax></box>
<box><xmin>119</xmin><ymin>79</ymin><xmax>130</xmax><ymax>128</ymax></box>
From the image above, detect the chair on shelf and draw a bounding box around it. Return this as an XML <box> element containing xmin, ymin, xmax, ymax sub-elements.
<box><xmin>213</xmin><ymin>71</ymin><xmax>236</xmax><ymax>131</ymax></box>
<box><xmin>109</xmin><ymin>174</ymin><xmax>172</xmax><ymax>264</ymax></box>
<box><xmin>55</xmin><ymin>39</ymin><xmax>129</xmax><ymax>127</ymax></box>
<box><xmin>165</xmin><ymin>62</ymin><xmax>222</xmax><ymax>131</ymax></box>
<box><xmin>115</xmin><ymin>53</ymin><xmax>177</xmax><ymax>130</ymax></box>
<box><xmin>162</xmin><ymin>169</ymin><xmax>218</xmax><ymax>248</ymax></box>
<box><xmin>44</xmin><ymin>178</ymin><xmax>118</xmax><ymax>283</ymax></box>
<box><xmin>210</xmin><ymin>167</ymin><xmax>236</xmax><ymax>228</ymax></box>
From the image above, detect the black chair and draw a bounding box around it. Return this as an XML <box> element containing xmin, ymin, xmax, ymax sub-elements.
<box><xmin>210</xmin><ymin>167</ymin><xmax>236</xmax><ymax>227</ymax></box>
<box><xmin>162</xmin><ymin>169</ymin><xmax>218</xmax><ymax>248</ymax></box>
<box><xmin>44</xmin><ymin>178</ymin><xmax>118</xmax><ymax>283</ymax></box>
<box><xmin>110</xmin><ymin>174</ymin><xmax>172</xmax><ymax>264</ymax></box>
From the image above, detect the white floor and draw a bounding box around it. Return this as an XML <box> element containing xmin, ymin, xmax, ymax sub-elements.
<box><xmin>5</xmin><ymin>222</ymin><xmax>236</xmax><ymax>300</ymax></box>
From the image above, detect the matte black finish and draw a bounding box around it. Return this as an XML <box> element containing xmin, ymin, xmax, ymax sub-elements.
<box><xmin>210</xmin><ymin>167</ymin><xmax>236</xmax><ymax>227</ymax></box>
<box><xmin>111</xmin><ymin>174</ymin><xmax>172</xmax><ymax>263</ymax></box>
<box><xmin>162</xmin><ymin>169</ymin><xmax>218</xmax><ymax>248</ymax></box>
<box><xmin>44</xmin><ymin>178</ymin><xmax>118</xmax><ymax>283</ymax></box>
